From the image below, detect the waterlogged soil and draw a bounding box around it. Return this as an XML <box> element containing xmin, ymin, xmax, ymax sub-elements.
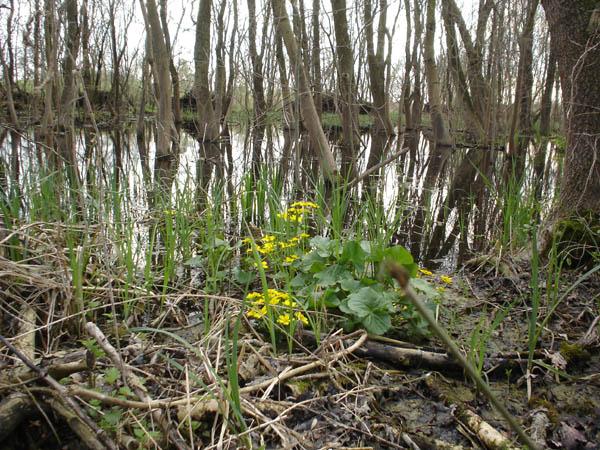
<box><xmin>2</xmin><ymin>259</ymin><xmax>599</xmax><ymax>449</ymax></box>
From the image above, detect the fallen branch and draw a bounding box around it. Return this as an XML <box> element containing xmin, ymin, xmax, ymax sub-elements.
<box><xmin>240</xmin><ymin>331</ymin><xmax>368</xmax><ymax>394</ymax></box>
<box><xmin>85</xmin><ymin>322</ymin><xmax>191</xmax><ymax>450</ymax></box>
<box><xmin>0</xmin><ymin>392</ymin><xmax>35</xmax><ymax>442</ymax></box>
<box><xmin>385</xmin><ymin>262</ymin><xmax>539</xmax><ymax>450</ymax></box>
<box><xmin>0</xmin><ymin>350</ymin><xmax>91</xmax><ymax>386</ymax></box>
<box><xmin>0</xmin><ymin>334</ymin><xmax>118</xmax><ymax>450</ymax></box>
<box><xmin>455</xmin><ymin>407</ymin><xmax>519</xmax><ymax>450</ymax></box>
<box><xmin>44</xmin><ymin>396</ymin><xmax>107</xmax><ymax>450</ymax></box>
<box><xmin>347</xmin><ymin>146</ymin><xmax>410</xmax><ymax>189</ymax></box>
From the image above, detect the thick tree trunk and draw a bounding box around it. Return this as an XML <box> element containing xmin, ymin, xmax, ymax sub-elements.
<box><xmin>542</xmin><ymin>0</ymin><xmax>600</xmax><ymax>215</ymax></box>
<box><xmin>538</xmin><ymin>0</ymin><xmax>600</xmax><ymax>258</ymax></box>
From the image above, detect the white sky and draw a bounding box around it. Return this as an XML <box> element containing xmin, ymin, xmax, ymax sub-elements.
<box><xmin>127</xmin><ymin>0</ymin><xmax>481</xmax><ymax>68</ymax></box>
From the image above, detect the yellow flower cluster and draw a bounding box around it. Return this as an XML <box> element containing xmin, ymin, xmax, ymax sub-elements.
<box><xmin>242</xmin><ymin>233</ymin><xmax>310</xmax><ymax>269</ymax></box>
<box><xmin>253</xmin><ymin>260</ymin><xmax>269</xmax><ymax>269</ymax></box>
<box><xmin>418</xmin><ymin>268</ymin><xmax>433</xmax><ymax>277</ymax></box>
<box><xmin>284</xmin><ymin>254</ymin><xmax>299</xmax><ymax>263</ymax></box>
<box><xmin>277</xmin><ymin>201</ymin><xmax>319</xmax><ymax>223</ymax></box>
<box><xmin>417</xmin><ymin>268</ymin><xmax>453</xmax><ymax>285</ymax></box>
<box><xmin>440</xmin><ymin>275</ymin><xmax>453</xmax><ymax>285</ymax></box>
<box><xmin>244</xmin><ymin>234</ymin><xmax>276</xmax><ymax>255</ymax></box>
<box><xmin>277</xmin><ymin>312</ymin><xmax>309</xmax><ymax>326</ymax></box>
<box><xmin>245</xmin><ymin>289</ymin><xmax>308</xmax><ymax>326</ymax></box>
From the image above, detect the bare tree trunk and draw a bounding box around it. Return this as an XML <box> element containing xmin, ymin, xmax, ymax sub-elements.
<box><xmin>159</xmin><ymin>0</ymin><xmax>181</xmax><ymax>131</ymax></box>
<box><xmin>140</xmin><ymin>0</ymin><xmax>178</xmax><ymax>192</ymax></box>
<box><xmin>413</xmin><ymin>0</ymin><xmax>453</xmax><ymax>255</ymax></box>
<box><xmin>248</xmin><ymin>0</ymin><xmax>268</xmax><ymax>176</ymax></box>
<box><xmin>213</xmin><ymin>0</ymin><xmax>227</xmax><ymax>126</ymax></box>
<box><xmin>136</xmin><ymin>53</ymin><xmax>152</xmax><ymax>189</ymax></box>
<box><xmin>539</xmin><ymin>0</ymin><xmax>600</xmax><ymax>253</ymax></box>
<box><xmin>194</xmin><ymin>0</ymin><xmax>219</xmax><ymax>141</ymax></box>
<box><xmin>57</xmin><ymin>0</ymin><xmax>82</xmax><ymax>188</ymax></box>
<box><xmin>364</xmin><ymin>0</ymin><xmax>393</xmax><ymax>137</ymax></box>
<box><xmin>312</xmin><ymin>0</ymin><xmax>322</xmax><ymax>119</ymax></box>
<box><xmin>506</xmin><ymin>0</ymin><xmax>539</xmax><ymax>183</ymax></box>
<box><xmin>223</xmin><ymin>0</ymin><xmax>238</xmax><ymax>119</ymax></box>
<box><xmin>1</xmin><ymin>1</ymin><xmax>21</xmax><ymax>185</ymax></box>
<box><xmin>331</xmin><ymin>0</ymin><xmax>358</xmax><ymax>179</ymax></box>
<box><xmin>41</xmin><ymin>0</ymin><xmax>58</xmax><ymax>161</ymax></box>
<box><xmin>364</xmin><ymin>0</ymin><xmax>395</xmax><ymax>195</ymax></box>
<box><xmin>441</xmin><ymin>0</ymin><xmax>487</xmax><ymax>141</ymax></box>
<box><xmin>271</xmin><ymin>0</ymin><xmax>338</xmax><ymax>183</ymax></box>
<box><xmin>275</xmin><ymin>31</ymin><xmax>295</xmax><ymax>183</ymax></box>
<box><xmin>533</xmin><ymin>44</ymin><xmax>556</xmax><ymax>203</ymax></box>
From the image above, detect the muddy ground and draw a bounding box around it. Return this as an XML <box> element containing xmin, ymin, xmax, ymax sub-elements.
<box><xmin>1</xmin><ymin>254</ymin><xmax>599</xmax><ymax>450</ymax></box>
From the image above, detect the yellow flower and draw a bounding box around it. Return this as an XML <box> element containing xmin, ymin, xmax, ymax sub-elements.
<box><xmin>290</xmin><ymin>201</ymin><xmax>319</xmax><ymax>209</ymax></box>
<box><xmin>266</xmin><ymin>289</ymin><xmax>289</xmax><ymax>305</ymax></box>
<box><xmin>262</xmin><ymin>235</ymin><xmax>276</xmax><ymax>243</ymax></box>
<box><xmin>283</xmin><ymin>298</ymin><xmax>297</xmax><ymax>307</ymax></box>
<box><xmin>284</xmin><ymin>254</ymin><xmax>299</xmax><ymax>263</ymax></box>
<box><xmin>241</xmin><ymin>237</ymin><xmax>253</xmax><ymax>245</ymax></box>
<box><xmin>278</xmin><ymin>211</ymin><xmax>302</xmax><ymax>222</ymax></box>
<box><xmin>277</xmin><ymin>314</ymin><xmax>291</xmax><ymax>326</ymax></box>
<box><xmin>299</xmin><ymin>233</ymin><xmax>310</xmax><ymax>239</ymax></box>
<box><xmin>257</xmin><ymin>242</ymin><xmax>275</xmax><ymax>254</ymax></box>
<box><xmin>246</xmin><ymin>292</ymin><xmax>263</xmax><ymax>301</ymax></box>
<box><xmin>247</xmin><ymin>306</ymin><xmax>267</xmax><ymax>319</ymax></box>
<box><xmin>418</xmin><ymin>268</ymin><xmax>433</xmax><ymax>276</ymax></box>
<box><xmin>436</xmin><ymin>286</ymin><xmax>446</xmax><ymax>294</ymax></box>
<box><xmin>253</xmin><ymin>260</ymin><xmax>269</xmax><ymax>269</ymax></box>
<box><xmin>294</xmin><ymin>311</ymin><xmax>309</xmax><ymax>325</ymax></box>
<box><xmin>440</xmin><ymin>275</ymin><xmax>453</xmax><ymax>284</ymax></box>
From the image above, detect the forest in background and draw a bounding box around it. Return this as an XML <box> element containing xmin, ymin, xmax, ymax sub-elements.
<box><xmin>0</xmin><ymin>0</ymin><xmax>599</xmax><ymax>449</ymax></box>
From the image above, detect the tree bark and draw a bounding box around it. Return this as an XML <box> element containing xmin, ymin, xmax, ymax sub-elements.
<box><xmin>194</xmin><ymin>0</ymin><xmax>219</xmax><ymax>141</ymax></box>
<box><xmin>364</xmin><ymin>0</ymin><xmax>395</xmax><ymax>195</ymax></box>
<box><xmin>140</xmin><ymin>0</ymin><xmax>178</xmax><ymax>191</ymax></box>
<box><xmin>57</xmin><ymin>0</ymin><xmax>82</xmax><ymax>187</ymax></box>
<box><xmin>539</xmin><ymin>0</ymin><xmax>600</xmax><ymax>252</ymax></box>
<box><xmin>247</xmin><ymin>0</ymin><xmax>267</xmax><ymax>176</ymax></box>
<box><xmin>271</xmin><ymin>0</ymin><xmax>338</xmax><ymax>183</ymax></box>
<box><xmin>331</xmin><ymin>0</ymin><xmax>359</xmax><ymax>179</ymax></box>
<box><xmin>506</xmin><ymin>0</ymin><xmax>539</xmax><ymax>183</ymax></box>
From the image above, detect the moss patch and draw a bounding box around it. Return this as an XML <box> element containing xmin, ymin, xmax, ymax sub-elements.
<box><xmin>548</xmin><ymin>214</ymin><xmax>600</xmax><ymax>267</ymax></box>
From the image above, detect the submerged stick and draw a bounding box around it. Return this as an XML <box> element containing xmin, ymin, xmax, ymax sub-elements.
<box><xmin>385</xmin><ymin>262</ymin><xmax>539</xmax><ymax>450</ymax></box>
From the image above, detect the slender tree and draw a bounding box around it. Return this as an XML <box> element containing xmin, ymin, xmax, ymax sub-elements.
<box><xmin>271</xmin><ymin>0</ymin><xmax>338</xmax><ymax>182</ymax></box>
<box><xmin>194</xmin><ymin>0</ymin><xmax>219</xmax><ymax>141</ymax></box>
<box><xmin>331</xmin><ymin>0</ymin><xmax>359</xmax><ymax>178</ymax></box>
<box><xmin>140</xmin><ymin>0</ymin><xmax>178</xmax><ymax>191</ymax></box>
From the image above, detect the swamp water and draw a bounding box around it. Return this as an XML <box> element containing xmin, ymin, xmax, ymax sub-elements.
<box><xmin>0</xmin><ymin>123</ymin><xmax>559</xmax><ymax>272</ymax></box>
<box><xmin>1</xmin><ymin>123</ymin><xmax>598</xmax><ymax>450</ymax></box>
